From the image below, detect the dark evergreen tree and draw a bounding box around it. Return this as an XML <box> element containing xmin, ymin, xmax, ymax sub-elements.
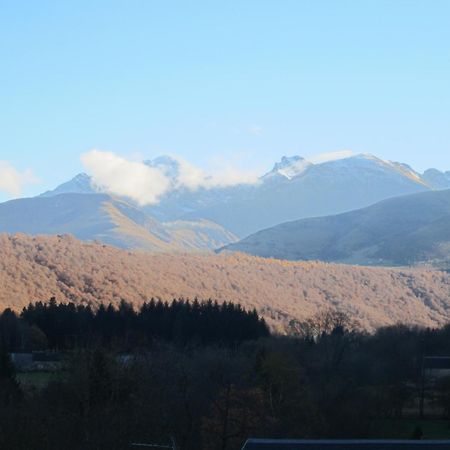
<box><xmin>0</xmin><ymin>344</ymin><xmax>21</xmax><ymax>405</ymax></box>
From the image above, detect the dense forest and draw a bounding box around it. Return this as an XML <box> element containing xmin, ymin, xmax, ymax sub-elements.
<box><xmin>2</xmin><ymin>302</ymin><xmax>450</xmax><ymax>449</ymax></box>
<box><xmin>3</xmin><ymin>298</ymin><xmax>269</xmax><ymax>350</ymax></box>
<box><xmin>2</xmin><ymin>234</ymin><xmax>450</xmax><ymax>331</ymax></box>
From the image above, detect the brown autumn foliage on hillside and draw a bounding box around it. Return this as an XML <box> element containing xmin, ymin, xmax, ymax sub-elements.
<box><xmin>1</xmin><ymin>233</ymin><xmax>450</xmax><ymax>331</ymax></box>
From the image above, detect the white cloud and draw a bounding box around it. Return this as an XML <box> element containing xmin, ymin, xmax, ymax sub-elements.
<box><xmin>172</xmin><ymin>157</ymin><xmax>207</xmax><ymax>191</ymax></box>
<box><xmin>0</xmin><ymin>161</ymin><xmax>39</xmax><ymax>198</ymax></box>
<box><xmin>81</xmin><ymin>150</ymin><xmax>260</xmax><ymax>205</ymax></box>
<box><xmin>172</xmin><ymin>156</ymin><xmax>260</xmax><ymax>191</ymax></box>
<box><xmin>81</xmin><ymin>150</ymin><xmax>171</xmax><ymax>205</ymax></box>
<box><xmin>204</xmin><ymin>163</ymin><xmax>260</xmax><ymax>188</ymax></box>
<box><xmin>308</xmin><ymin>150</ymin><xmax>355</xmax><ymax>164</ymax></box>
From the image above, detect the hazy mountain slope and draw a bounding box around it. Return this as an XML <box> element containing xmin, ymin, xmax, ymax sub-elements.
<box><xmin>185</xmin><ymin>154</ymin><xmax>430</xmax><ymax>236</ymax></box>
<box><xmin>42</xmin><ymin>153</ymin><xmax>437</xmax><ymax>238</ymax></box>
<box><xmin>2</xmin><ymin>234</ymin><xmax>450</xmax><ymax>332</ymax></box>
<box><xmin>40</xmin><ymin>173</ymin><xmax>96</xmax><ymax>197</ymax></box>
<box><xmin>221</xmin><ymin>189</ymin><xmax>450</xmax><ymax>266</ymax></box>
<box><xmin>423</xmin><ymin>168</ymin><xmax>450</xmax><ymax>189</ymax></box>
<box><xmin>162</xmin><ymin>219</ymin><xmax>237</xmax><ymax>250</ymax></box>
<box><xmin>0</xmin><ymin>194</ymin><xmax>236</xmax><ymax>251</ymax></box>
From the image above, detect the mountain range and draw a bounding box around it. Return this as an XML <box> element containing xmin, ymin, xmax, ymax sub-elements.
<box><xmin>0</xmin><ymin>193</ymin><xmax>236</xmax><ymax>252</ymax></box>
<box><xmin>176</xmin><ymin>153</ymin><xmax>437</xmax><ymax>237</ymax></box>
<box><xmin>221</xmin><ymin>188</ymin><xmax>450</xmax><ymax>267</ymax></box>
<box><xmin>1</xmin><ymin>152</ymin><xmax>450</xmax><ymax>256</ymax></box>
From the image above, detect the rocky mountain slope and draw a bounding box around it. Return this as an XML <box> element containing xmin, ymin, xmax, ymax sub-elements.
<box><xmin>2</xmin><ymin>234</ymin><xmax>450</xmax><ymax>331</ymax></box>
<box><xmin>180</xmin><ymin>154</ymin><xmax>433</xmax><ymax>236</ymax></box>
<box><xmin>0</xmin><ymin>194</ymin><xmax>236</xmax><ymax>251</ymax></box>
<box><xmin>221</xmin><ymin>189</ymin><xmax>450</xmax><ymax>267</ymax></box>
<box><xmin>42</xmin><ymin>153</ymin><xmax>449</xmax><ymax>238</ymax></box>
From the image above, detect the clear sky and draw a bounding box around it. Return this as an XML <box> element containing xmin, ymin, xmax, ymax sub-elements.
<box><xmin>0</xmin><ymin>0</ymin><xmax>449</xmax><ymax>201</ymax></box>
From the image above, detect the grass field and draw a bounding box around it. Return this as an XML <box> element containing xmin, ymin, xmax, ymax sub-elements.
<box><xmin>17</xmin><ymin>371</ymin><xmax>63</xmax><ymax>390</ymax></box>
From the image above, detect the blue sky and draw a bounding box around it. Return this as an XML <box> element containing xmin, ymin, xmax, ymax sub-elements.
<box><xmin>0</xmin><ymin>0</ymin><xmax>449</xmax><ymax>200</ymax></box>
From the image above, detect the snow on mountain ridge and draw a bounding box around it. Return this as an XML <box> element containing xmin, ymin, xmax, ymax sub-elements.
<box><xmin>266</xmin><ymin>152</ymin><xmax>387</xmax><ymax>180</ymax></box>
<box><xmin>268</xmin><ymin>156</ymin><xmax>312</xmax><ymax>180</ymax></box>
<box><xmin>42</xmin><ymin>152</ymin><xmax>445</xmax><ymax>201</ymax></box>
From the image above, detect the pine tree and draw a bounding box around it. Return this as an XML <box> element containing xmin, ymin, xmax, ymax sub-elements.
<box><xmin>0</xmin><ymin>344</ymin><xmax>21</xmax><ymax>405</ymax></box>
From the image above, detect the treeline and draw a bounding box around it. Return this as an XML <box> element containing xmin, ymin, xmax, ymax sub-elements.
<box><xmin>0</xmin><ymin>298</ymin><xmax>269</xmax><ymax>350</ymax></box>
<box><xmin>4</xmin><ymin>308</ymin><xmax>450</xmax><ymax>449</ymax></box>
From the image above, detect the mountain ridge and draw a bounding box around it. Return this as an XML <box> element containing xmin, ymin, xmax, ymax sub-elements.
<box><xmin>0</xmin><ymin>193</ymin><xmax>237</xmax><ymax>252</ymax></box>
<box><xmin>4</xmin><ymin>152</ymin><xmax>450</xmax><ymax>253</ymax></box>
<box><xmin>220</xmin><ymin>188</ymin><xmax>450</xmax><ymax>267</ymax></box>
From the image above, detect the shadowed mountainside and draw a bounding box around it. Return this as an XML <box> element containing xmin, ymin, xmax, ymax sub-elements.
<box><xmin>221</xmin><ymin>189</ymin><xmax>450</xmax><ymax>267</ymax></box>
<box><xmin>2</xmin><ymin>234</ymin><xmax>450</xmax><ymax>332</ymax></box>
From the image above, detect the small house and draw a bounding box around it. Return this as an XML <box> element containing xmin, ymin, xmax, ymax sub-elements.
<box><xmin>241</xmin><ymin>440</ymin><xmax>450</xmax><ymax>450</ymax></box>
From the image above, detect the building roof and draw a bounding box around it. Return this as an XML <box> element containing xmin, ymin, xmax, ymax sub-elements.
<box><xmin>424</xmin><ymin>357</ymin><xmax>450</xmax><ymax>370</ymax></box>
<box><xmin>242</xmin><ymin>440</ymin><xmax>450</xmax><ymax>450</ymax></box>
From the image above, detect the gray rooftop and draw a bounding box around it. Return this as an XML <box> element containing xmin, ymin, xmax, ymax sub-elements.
<box><xmin>424</xmin><ymin>357</ymin><xmax>450</xmax><ymax>370</ymax></box>
<box><xmin>242</xmin><ymin>440</ymin><xmax>450</xmax><ymax>450</ymax></box>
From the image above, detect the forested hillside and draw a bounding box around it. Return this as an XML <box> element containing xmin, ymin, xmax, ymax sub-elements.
<box><xmin>2</xmin><ymin>234</ymin><xmax>450</xmax><ymax>331</ymax></box>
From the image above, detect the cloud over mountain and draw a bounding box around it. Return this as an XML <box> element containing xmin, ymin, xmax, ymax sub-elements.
<box><xmin>175</xmin><ymin>157</ymin><xmax>260</xmax><ymax>190</ymax></box>
<box><xmin>81</xmin><ymin>150</ymin><xmax>259</xmax><ymax>205</ymax></box>
<box><xmin>81</xmin><ymin>150</ymin><xmax>171</xmax><ymax>205</ymax></box>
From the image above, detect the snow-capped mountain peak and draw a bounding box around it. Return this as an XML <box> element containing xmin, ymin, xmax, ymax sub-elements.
<box><xmin>40</xmin><ymin>172</ymin><xmax>95</xmax><ymax>197</ymax></box>
<box><xmin>267</xmin><ymin>155</ymin><xmax>313</xmax><ymax>180</ymax></box>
